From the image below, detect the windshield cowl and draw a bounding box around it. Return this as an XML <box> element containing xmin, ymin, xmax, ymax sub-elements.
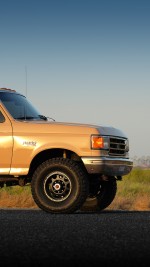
<box><xmin>15</xmin><ymin>115</ymin><xmax>48</xmax><ymax>121</ymax></box>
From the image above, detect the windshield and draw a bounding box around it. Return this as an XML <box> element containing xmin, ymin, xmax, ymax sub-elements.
<box><xmin>0</xmin><ymin>92</ymin><xmax>45</xmax><ymax>120</ymax></box>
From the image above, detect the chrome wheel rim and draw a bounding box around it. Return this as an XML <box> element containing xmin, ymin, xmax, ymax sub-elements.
<box><xmin>44</xmin><ymin>171</ymin><xmax>72</xmax><ymax>202</ymax></box>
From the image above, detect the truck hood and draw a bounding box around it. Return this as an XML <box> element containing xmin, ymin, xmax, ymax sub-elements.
<box><xmin>55</xmin><ymin>121</ymin><xmax>128</xmax><ymax>138</ymax></box>
<box><xmin>20</xmin><ymin>120</ymin><xmax>128</xmax><ymax>138</ymax></box>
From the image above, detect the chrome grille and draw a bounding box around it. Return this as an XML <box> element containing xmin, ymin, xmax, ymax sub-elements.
<box><xmin>109</xmin><ymin>137</ymin><xmax>127</xmax><ymax>156</ymax></box>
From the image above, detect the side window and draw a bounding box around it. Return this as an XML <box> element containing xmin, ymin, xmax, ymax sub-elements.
<box><xmin>0</xmin><ymin>111</ymin><xmax>5</xmax><ymax>123</ymax></box>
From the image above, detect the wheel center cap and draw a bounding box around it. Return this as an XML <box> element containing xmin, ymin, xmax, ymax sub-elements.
<box><xmin>53</xmin><ymin>183</ymin><xmax>61</xmax><ymax>190</ymax></box>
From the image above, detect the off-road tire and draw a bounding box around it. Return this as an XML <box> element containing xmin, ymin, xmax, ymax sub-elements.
<box><xmin>80</xmin><ymin>179</ymin><xmax>117</xmax><ymax>212</ymax></box>
<box><xmin>31</xmin><ymin>158</ymin><xmax>89</xmax><ymax>213</ymax></box>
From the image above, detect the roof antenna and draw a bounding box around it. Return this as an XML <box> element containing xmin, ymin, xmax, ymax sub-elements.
<box><xmin>24</xmin><ymin>66</ymin><xmax>28</xmax><ymax>120</ymax></box>
<box><xmin>25</xmin><ymin>65</ymin><xmax>27</xmax><ymax>97</ymax></box>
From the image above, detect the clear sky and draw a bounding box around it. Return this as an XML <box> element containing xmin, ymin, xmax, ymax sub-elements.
<box><xmin>0</xmin><ymin>0</ymin><xmax>150</xmax><ymax>158</ymax></box>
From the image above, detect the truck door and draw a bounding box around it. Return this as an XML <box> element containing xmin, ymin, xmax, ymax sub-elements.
<box><xmin>0</xmin><ymin>109</ymin><xmax>13</xmax><ymax>174</ymax></box>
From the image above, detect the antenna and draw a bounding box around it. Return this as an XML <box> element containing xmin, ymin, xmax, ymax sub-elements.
<box><xmin>25</xmin><ymin>65</ymin><xmax>27</xmax><ymax>97</ymax></box>
<box><xmin>24</xmin><ymin>66</ymin><xmax>28</xmax><ymax>120</ymax></box>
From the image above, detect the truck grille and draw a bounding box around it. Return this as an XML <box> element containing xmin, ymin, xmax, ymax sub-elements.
<box><xmin>109</xmin><ymin>137</ymin><xmax>127</xmax><ymax>156</ymax></box>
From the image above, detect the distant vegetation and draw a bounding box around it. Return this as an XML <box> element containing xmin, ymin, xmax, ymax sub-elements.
<box><xmin>108</xmin><ymin>168</ymin><xmax>150</xmax><ymax>211</ymax></box>
<box><xmin>132</xmin><ymin>155</ymin><xmax>150</xmax><ymax>168</ymax></box>
<box><xmin>0</xmin><ymin>168</ymin><xmax>150</xmax><ymax>211</ymax></box>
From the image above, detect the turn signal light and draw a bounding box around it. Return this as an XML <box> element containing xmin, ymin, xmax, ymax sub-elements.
<box><xmin>92</xmin><ymin>136</ymin><xmax>104</xmax><ymax>149</ymax></box>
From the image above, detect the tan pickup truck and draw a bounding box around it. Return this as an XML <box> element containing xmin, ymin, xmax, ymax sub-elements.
<box><xmin>0</xmin><ymin>88</ymin><xmax>133</xmax><ymax>213</ymax></box>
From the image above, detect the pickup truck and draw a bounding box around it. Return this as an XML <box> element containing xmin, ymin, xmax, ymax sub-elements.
<box><xmin>0</xmin><ymin>88</ymin><xmax>133</xmax><ymax>213</ymax></box>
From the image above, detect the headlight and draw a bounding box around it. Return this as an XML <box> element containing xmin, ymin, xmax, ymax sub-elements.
<box><xmin>125</xmin><ymin>139</ymin><xmax>129</xmax><ymax>152</ymax></box>
<box><xmin>91</xmin><ymin>135</ymin><xmax>109</xmax><ymax>150</ymax></box>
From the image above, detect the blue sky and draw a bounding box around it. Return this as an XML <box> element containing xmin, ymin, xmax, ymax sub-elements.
<box><xmin>0</xmin><ymin>0</ymin><xmax>150</xmax><ymax>157</ymax></box>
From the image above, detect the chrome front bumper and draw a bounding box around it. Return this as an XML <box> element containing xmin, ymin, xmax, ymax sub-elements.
<box><xmin>81</xmin><ymin>157</ymin><xmax>133</xmax><ymax>176</ymax></box>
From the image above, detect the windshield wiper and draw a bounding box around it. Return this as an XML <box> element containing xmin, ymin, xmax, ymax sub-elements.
<box><xmin>38</xmin><ymin>115</ymin><xmax>48</xmax><ymax>121</ymax></box>
<box><xmin>15</xmin><ymin>116</ymin><xmax>36</xmax><ymax>120</ymax></box>
<box><xmin>38</xmin><ymin>115</ymin><xmax>55</xmax><ymax>121</ymax></box>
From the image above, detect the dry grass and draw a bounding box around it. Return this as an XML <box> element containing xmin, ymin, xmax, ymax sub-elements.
<box><xmin>0</xmin><ymin>168</ymin><xmax>150</xmax><ymax>211</ymax></box>
<box><xmin>1</xmin><ymin>190</ymin><xmax>150</xmax><ymax>211</ymax></box>
<box><xmin>0</xmin><ymin>188</ymin><xmax>150</xmax><ymax>211</ymax></box>
<box><xmin>107</xmin><ymin>194</ymin><xmax>150</xmax><ymax>211</ymax></box>
<box><xmin>0</xmin><ymin>186</ymin><xmax>38</xmax><ymax>209</ymax></box>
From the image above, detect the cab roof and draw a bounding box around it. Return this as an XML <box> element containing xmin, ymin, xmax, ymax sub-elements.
<box><xmin>0</xmin><ymin>88</ymin><xmax>16</xmax><ymax>92</ymax></box>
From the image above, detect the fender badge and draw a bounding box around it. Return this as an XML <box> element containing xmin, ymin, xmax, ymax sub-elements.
<box><xmin>23</xmin><ymin>141</ymin><xmax>37</xmax><ymax>146</ymax></box>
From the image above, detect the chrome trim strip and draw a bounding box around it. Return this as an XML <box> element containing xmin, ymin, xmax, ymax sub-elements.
<box><xmin>10</xmin><ymin>168</ymin><xmax>29</xmax><ymax>175</ymax></box>
<box><xmin>0</xmin><ymin>168</ymin><xmax>10</xmax><ymax>174</ymax></box>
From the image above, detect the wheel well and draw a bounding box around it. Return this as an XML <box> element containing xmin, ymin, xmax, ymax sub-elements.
<box><xmin>28</xmin><ymin>148</ymin><xmax>85</xmax><ymax>180</ymax></box>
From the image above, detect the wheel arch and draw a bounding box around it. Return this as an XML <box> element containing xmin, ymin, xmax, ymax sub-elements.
<box><xmin>28</xmin><ymin>148</ymin><xmax>86</xmax><ymax>180</ymax></box>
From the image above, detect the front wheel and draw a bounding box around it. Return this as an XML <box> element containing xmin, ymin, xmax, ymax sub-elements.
<box><xmin>80</xmin><ymin>178</ymin><xmax>117</xmax><ymax>212</ymax></box>
<box><xmin>31</xmin><ymin>158</ymin><xmax>89</xmax><ymax>213</ymax></box>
